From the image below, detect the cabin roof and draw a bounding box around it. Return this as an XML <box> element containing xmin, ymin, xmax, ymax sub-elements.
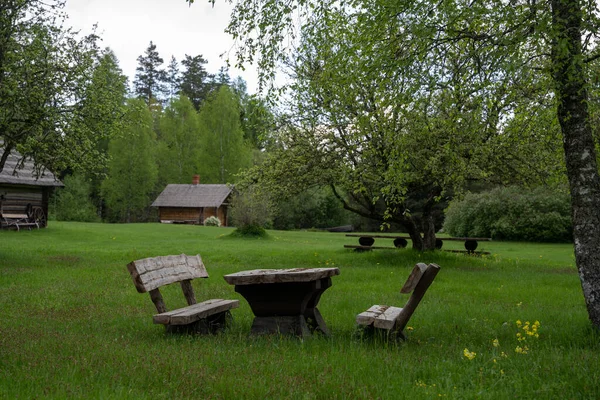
<box><xmin>0</xmin><ymin>145</ymin><xmax>63</xmax><ymax>187</ymax></box>
<box><xmin>152</xmin><ymin>184</ymin><xmax>233</xmax><ymax>208</ymax></box>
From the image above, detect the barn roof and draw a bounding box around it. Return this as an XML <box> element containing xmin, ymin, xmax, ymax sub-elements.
<box><xmin>152</xmin><ymin>184</ymin><xmax>233</xmax><ymax>208</ymax></box>
<box><xmin>0</xmin><ymin>144</ymin><xmax>63</xmax><ymax>187</ymax></box>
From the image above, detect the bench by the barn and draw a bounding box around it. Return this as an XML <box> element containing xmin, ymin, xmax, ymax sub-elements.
<box><xmin>356</xmin><ymin>263</ymin><xmax>440</xmax><ymax>340</ymax></box>
<box><xmin>127</xmin><ymin>254</ymin><xmax>239</xmax><ymax>334</ymax></box>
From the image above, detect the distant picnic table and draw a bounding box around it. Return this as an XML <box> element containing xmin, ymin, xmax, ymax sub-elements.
<box><xmin>344</xmin><ymin>234</ymin><xmax>491</xmax><ymax>255</ymax></box>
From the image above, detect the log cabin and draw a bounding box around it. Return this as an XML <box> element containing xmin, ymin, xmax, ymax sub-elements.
<box><xmin>152</xmin><ymin>176</ymin><xmax>232</xmax><ymax>226</ymax></box>
<box><xmin>0</xmin><ymin>146</ymin><xmax>64</xmax><ymax>229</ymax></box>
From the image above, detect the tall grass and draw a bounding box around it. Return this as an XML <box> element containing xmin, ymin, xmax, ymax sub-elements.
<box><xmin>0</xmin><ymin>222</ymin><xmax>598</xmax><ymax>398</ymax></box>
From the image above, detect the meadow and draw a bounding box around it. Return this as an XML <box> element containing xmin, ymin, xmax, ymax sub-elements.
<box><xmin>1</xmin><ymin>222</ymin><xmax>598</xmax><ymax>399</ymax></box>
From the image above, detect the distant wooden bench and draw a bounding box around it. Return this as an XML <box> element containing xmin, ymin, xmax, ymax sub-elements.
<box><xmin>0</xmin><ymin>212</ymin><xmax>39</xmax><ymax>231</ymax></box>
<box><xmin>127</xmin><ymin>254</ymin><xmax>239</xmax><ymax>334</ymax></box>
<box><xmin>356</xmin><ymin>263</ymin><xmax>440</xmax><ymax>340</ymax></box>
<box><xmin>345</xmin><ymin>234</ymin><xmax>491</xmax><ymax>254</ymax></box>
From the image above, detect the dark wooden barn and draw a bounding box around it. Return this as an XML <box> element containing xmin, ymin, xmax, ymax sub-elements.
<box><xmin>0</xmin><ymin>147</ymin><xmax>63</xmax><ymax>230</ymax></box>
<box><xmin>152</xmin><ymin>178</ymin><xmax>233</xmax><ymax>226</ymax></box>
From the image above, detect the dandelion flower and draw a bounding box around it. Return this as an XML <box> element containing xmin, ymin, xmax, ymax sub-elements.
<box><xmin>492</xmin><ymin>338</ymin><xmax>500</xmax><ymax>347</ymax></box>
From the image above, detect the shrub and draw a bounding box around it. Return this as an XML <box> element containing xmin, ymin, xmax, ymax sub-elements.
<box><xmin>51</xmin><ymin>173</ymin><xmax>100</xmax><ymax>222</ymax></box>
<box><xmin>443</xmin><ymin>186</ymin><xmax>572</xmax><ymax>242</ymax></box>
<box><xmin>229</xmin><ymin>186</ymin><xmax>271</xmax><ymax>237</ymax></box>
<box><xmin>203</xmin><ymin>216</ymin><xmax>221</xmax><ymax>227</ymax></box>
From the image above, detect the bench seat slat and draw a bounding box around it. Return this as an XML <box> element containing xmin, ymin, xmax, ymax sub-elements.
<box><xmin>153</xmin><ymin>299</ymin><xmax>239</xmax><ymax>325</ymax></box>
<box><xmin>356</xmin><ymin>305</ymin><xmax>403</xmax><ymax>330</ymax></box>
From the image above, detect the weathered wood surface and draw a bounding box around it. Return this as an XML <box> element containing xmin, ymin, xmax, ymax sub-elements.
<box><xmin>356</xmin><ymin>305</ymin><xmax>404</xmax><ymax>330</ymax></box>
<box><xmin>153</xmin><ymin>299</ymin><xmax>239</xmax><ymax>325</ymax></box>
<box><xmin>127</xmin><ymin>254</ymin><xmax>208</xmax><ymax>293</ymax></box>
<box><xmin>344</xmin><ymin>245</ymin><xmax>399</xmax><ymax>250</ymax></box>
<box><xmin>356</xmin><ymin>263</ymin><xmax>440</xmax><ymax>336</ymax></box>
<box><xmin>400</xmin><ymin>263</ymin><xmax>428</xmax><ymax>294</ymax></box>
<box><xmin>223</xmin><ymin>268</ymin><xmax>340</xmax><ymax>285</ymax></box>
<box><xmin>395</xmin><ymin>263</ymin><xmax>440</xmax><ymax>332</ymax></box>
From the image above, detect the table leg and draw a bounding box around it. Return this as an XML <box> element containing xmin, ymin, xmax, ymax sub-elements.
<box><xmin>304</xmin><ymin>277</ymin><xmax>332</xmax><ymax>336</ymax></box>
<box><xmin>234</xmin><ymin>278</ymin><xmax>333</xmax><ymax>337</ymax></box>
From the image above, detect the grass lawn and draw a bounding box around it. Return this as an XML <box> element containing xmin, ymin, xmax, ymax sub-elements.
<box><xmin>1</xmin><ymin>222</ymin><xmax>598</xmax><ymax>399</ymax></box>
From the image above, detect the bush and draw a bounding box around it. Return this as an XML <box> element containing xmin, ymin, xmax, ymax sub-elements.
<box><xmin>228</xmin><ymin>224</ymin><xmax>268</xmax><ymax>238</ymax></box>
<box><xmin>443</xmin><ymin>186</ymin><xmax>572</xmax><ymax>242</ymax></box>
<box><xmin>51</xmin><ymin>173</ymin><xmax>100</xmax><ymax>222</ymax></box>
<box><xmin>203</xmin><ymin>216</ymin><xmax>221</xmax><ymax>227</ymax></box>
<box><xmin>229</xmin><ymin>186</ymin><xmax>271</xmax><ymax>237</ymax></box>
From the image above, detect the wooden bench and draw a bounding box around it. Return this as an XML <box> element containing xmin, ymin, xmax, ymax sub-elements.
<box><xmin>345</xmin><ymin>234</ymin><xmax>491</xmax><ymax>254</ymax></box>
<box><xmin>0</xmin><ymin>212</ymin><xmax>39</xmax><ymax>231</ymax></box>
<box><xmin>356</xmin><ymin>263</ymin><xmax>440</xmax><ymax>340</ymax></box>
<box><xmin>127</xmin><ymin>254</ymin><xmax>239</xmax><ymax>334</ymax></box>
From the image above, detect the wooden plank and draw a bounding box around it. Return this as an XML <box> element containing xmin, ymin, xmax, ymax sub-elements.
<box><xmin>400</xmin><ymin>263</ymin><xmax>428</xmax><ymax>294</ymax></box>
<box><xmin>395</xmin><ymin>264</ymin><xmax>440</xmax><ymax>332</ymax></box>
<box><xmin>153</xmin><ymin>299</ymin><xmax>240</xmax><ymax>325</ymax></box>
<box><xmin>356</xmin><ymin>305</ymin><xmax>404</xmax><ymax>330</ymax></box>
<box><xmin>344</xmin><ymin>245</ymin><xmax>399</xmax><ymax>250</ymax></box>
<box><xmin>346</xmin><ymin>234</ymin><xmax>411</xmax><ymax>239</ymax></box>
<box><xmin>223</xmin><ymin>268</ymin><xmax>340</xmax><ymax>285</ymax></box>
<box><xmin>127</xmin><ymin>254</ymin><xmax>208</xmax><ymax>293</ymax></box>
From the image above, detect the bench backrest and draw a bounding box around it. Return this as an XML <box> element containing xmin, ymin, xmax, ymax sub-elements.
<box><xmin>127</xmin><ymin>254</ymin><xmax>208</xmax><ymax>293</ymax></box>
<box><xmin>396</xmin><ymin>262</ymin><xmax>440</xmax><ymax>331</ymax></box>
<box><xmin>127</xmin><ymin>254</ymin><xmax>210</xmax><ymax>314</ymax></box>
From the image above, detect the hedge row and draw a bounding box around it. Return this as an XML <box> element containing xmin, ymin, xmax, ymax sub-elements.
<box><xmin>443</xmin><ymin>186</ymin><xmax>572</xmax><ymax>242</ymax></box>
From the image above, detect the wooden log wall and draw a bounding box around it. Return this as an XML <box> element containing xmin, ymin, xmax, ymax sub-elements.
<box><xmin>158</xmin><ymin>207</ymin><xmax>201</xmax><ymax>223</ymax></box>
<box><xmin>0</xmin><ymin>186</ymin><xmax>44</xmax><ymax>214</ymax></box>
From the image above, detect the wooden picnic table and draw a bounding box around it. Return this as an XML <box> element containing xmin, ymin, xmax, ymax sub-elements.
<box><xmin>345</xmin><ymin>234</ymin><xmax>491</xmax><ymax>254</ymax></box>
<box><xmin>223</xmin><ymin>268</ymin><xmax>340</xmax><ymax>337</ymax></box>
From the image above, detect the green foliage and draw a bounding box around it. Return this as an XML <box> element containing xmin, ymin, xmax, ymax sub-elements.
<box><xmin>180</xmin><ymin>54</ymin><xmax>212</xmax><ymax>110</ymax></box>
<box><xmin>229</xmin><ymin>186</ymin><xmax>272</xmax><ymax>230</ymax></box>
<box><xmin>133</xmin><ymin>41</ymin><xmax>167</xmax><ymax>104</ymax></box>
<box><xmin>101</xmin><ymin>99</ymin><xmax>158</xmax><ymax>222</ymax></box>
<box><xmin>198</xmin><ymin>85</ymin><xmax>252</xmax><ymax>183</ymax></box>
<box><xmin>156</xmin><ymin>95</ymin><xmax>203</xmax><ymax>186</ymax></box>
<box><xmin>443</xmin><ymin>186</ymin><xmax>572</xmax><ymax>242</ymax></box>
<box><xmin>228</xmin><ymin>223</ymin><xmax>268</xmax><ymax>238</ymax></box>
<box><xmin>51</xmin><ymin>173</ymin><xmax>100</xmax><ymax>222</ymax></box>
<box><xmin>203</xmin><ymin>216</ymin><xmax>222</xmax><ymax>227</ymax></box>
<box><xmin>271</xmin><ymin>186</ymin><xmax>351</xmax><ymax>230</ymax></box>
<box><xmin>0</xmin><ymin>1</ymin><xmax>118</xmax><ymax>177</ymax></box>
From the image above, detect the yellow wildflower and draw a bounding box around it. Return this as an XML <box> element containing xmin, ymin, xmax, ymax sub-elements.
<box><xmin>463</xmin><ymin>348</ymin><xmax>477</xmax><ymax>360</ymax></box>
<box><xmin>492</xmin><ymin>338</ymin><xmax>500</xmax><ymax>347</ymax></box>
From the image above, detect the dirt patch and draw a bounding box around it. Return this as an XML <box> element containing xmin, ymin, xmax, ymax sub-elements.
<box><xmin>47</xmin><ymin>255</ymin><xmax>81</xmax><ymax>264</ymax></box>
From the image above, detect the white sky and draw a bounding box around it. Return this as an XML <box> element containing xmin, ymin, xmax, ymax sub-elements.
<box><xmin>63</xmin><ymin>0</ymin><xmax>259</xmax><ymax>94</ymax></box>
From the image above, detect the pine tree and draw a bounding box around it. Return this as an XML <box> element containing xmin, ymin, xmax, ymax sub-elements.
<box><xmin>165</xmin><ymin>56</ymin><xmax>180</xmax><ymax>100</ymax></box>
<box><xmin>180</xmin><ymin>54</ymin><xmax>212</xmax><ymax>110</ymax></box>
<box><xmin>133</xmin><ymin>41</ymin><xmax>167</xmax><ymax>104</ymax></box>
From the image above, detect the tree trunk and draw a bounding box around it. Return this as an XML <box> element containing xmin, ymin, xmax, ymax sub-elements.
<box><xmin>551</xmin><ymin>0</ymin><xmax>600</xmax><ymax>328</ymax></box>
<box><xmin>401</xmin><ymin>215</ymin><xmax>425</xmax><ymax>251</ymax></box>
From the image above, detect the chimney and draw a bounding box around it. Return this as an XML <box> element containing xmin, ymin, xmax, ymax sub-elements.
<box><xmin>192</xmin><ymin>175</ymin><xmax>200</xmax><ymax>185</ymax></box>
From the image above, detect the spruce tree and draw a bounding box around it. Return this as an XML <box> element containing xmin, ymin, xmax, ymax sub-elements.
<box><xmin>180</xmin><ymin>54</ymin><xmax>212</xmax><ymax>110</ymax></box>
<box><xmin>133</xmin><ymin>41</ymin><xmax>167</xmax><ymax>104</ymax></box>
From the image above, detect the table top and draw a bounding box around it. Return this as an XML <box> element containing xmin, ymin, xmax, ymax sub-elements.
<box><xmin>223</xmin><ymin>268</ymin><xmax>340</xmax><ymax>285</ymax></box>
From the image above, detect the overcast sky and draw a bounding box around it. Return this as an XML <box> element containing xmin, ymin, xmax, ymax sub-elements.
<box><xmin>63</xmin><ymin>0</ymin><xmax>259</xmax><ymax>94</ymax></box>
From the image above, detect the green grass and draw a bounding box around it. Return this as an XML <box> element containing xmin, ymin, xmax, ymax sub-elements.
<box><xmin>0</xmin><ymin>222</ymin><xmax>598</xmax><ymax>399</ymax></box>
